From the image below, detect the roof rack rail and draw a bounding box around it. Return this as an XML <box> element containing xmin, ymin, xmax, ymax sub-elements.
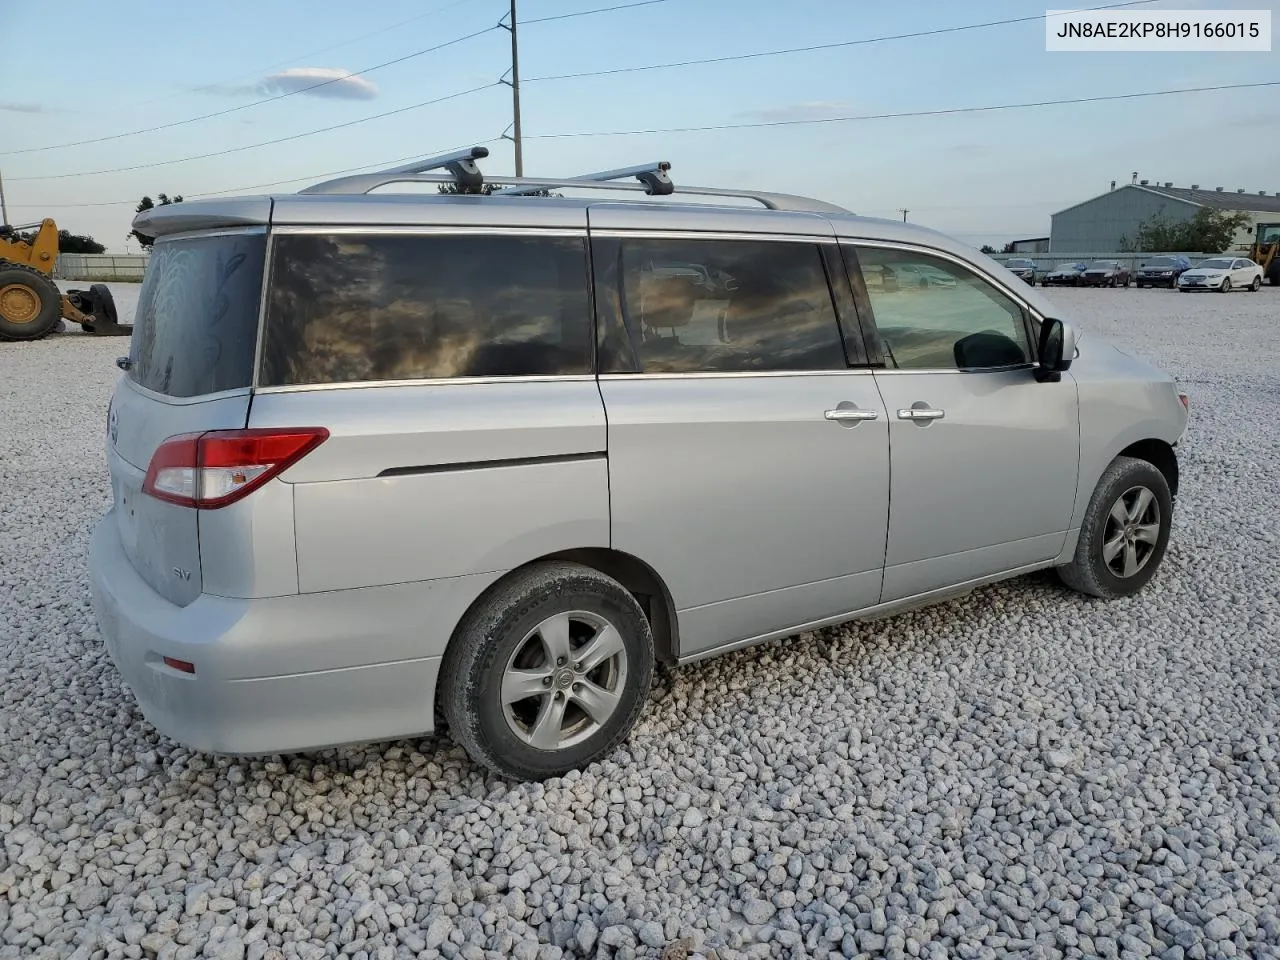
<box><xmin>294</xmin><ymin>144</ymin><xmax>852</xmax><ymax>215</ymax></box>
<box><xmin>492</xmin><ymin>161</ymin><xmax>674</xmax><ymax>197</ymax></box>
<box><xmin>298</xmin><ymin>146</ymin><xmax>490</xmax><ymax>195</ymax></box>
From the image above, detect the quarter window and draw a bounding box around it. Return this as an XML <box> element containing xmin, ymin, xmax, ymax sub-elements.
<box><xmin>595</xmin><ymin>238</ymin><xmax>848</xmax><ymax>374</ymax></box>
<box><xmin>260</xmin><ymin>233</ymin><xmax>592</xmax><ymax>386</ymax></box>
<box><xmin>851</xmin><ymin>246</ymin><xmax>1032</xmax><ymax>371</ymax></box>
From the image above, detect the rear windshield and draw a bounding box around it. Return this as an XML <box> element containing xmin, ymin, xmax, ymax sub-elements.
<box><xmin>260</xmin><ymin>233</ymin><xmax>592</xmax><ymax>387</ymax></box>
<box><xmin>128</xmin><ymin>233</ymin><xmax>266</xmax><ymax>398</ymax></box>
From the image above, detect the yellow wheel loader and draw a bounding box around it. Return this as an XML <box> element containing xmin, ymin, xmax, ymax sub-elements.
<box><xmin>1250</xmin><ymin>222</ymin><xmax>1280</xmax><ymax>287</ymax></box>
<box><xmin>0</xmin><ymin>218</ymin><xmax>130</xmax><ymax>341</ymax></box>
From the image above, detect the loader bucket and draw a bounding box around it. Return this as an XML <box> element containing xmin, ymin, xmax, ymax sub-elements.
<box><xmin>65</xmin><ymin>284</ymin><xmax>131</xmax><ymax>336</ymax></box>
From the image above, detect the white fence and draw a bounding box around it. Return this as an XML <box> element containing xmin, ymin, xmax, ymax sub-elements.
<box><xmin>55</xmin><ymin>254</ymin><xmax>149</xmax><ymax>282</ymax></box>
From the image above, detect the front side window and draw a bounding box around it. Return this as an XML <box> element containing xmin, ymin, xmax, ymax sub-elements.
<box><xmin>594</xmin><ymin>237</ymin><xmax>848</xmax><ymax>374</ymax></box>
<box><xmin>851</xmin><ymin>246</ymin><xmax>1032</xmax><ymax>371</ymax></box>
<box><xmin>260</xmin><ymin>233</ymin><xmax>592</xmax><ymax>386</ymax></box>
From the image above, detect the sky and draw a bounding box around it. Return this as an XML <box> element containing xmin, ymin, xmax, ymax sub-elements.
<box><xmin>2</xmin><ymin>0</ymin><xmax>1278</xmax><ymax>252</ymax></box>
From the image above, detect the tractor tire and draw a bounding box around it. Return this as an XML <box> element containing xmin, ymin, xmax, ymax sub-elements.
<box><xmin>0</xmin><ymin>262</ymin><xmax>63</xmax><ymax>342</ymax></box>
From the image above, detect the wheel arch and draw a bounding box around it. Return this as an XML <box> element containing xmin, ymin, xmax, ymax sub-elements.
<box><xmin>440</xmin><ymin>548</ymin><xmax>681</xmax><ymax>672</ymax></box>
<box><xmin>1117</xmin><ymin>437</ymin><xmax>1179</xmax><ymax>499</ymax></box>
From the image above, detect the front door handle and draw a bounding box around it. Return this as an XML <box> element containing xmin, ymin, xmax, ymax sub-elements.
<box><xmin>825</xmin><ymin>407</ymin><xmax>879</xmax><ymax>422</ymax></box>
<box><xmin>897</xmin><ymin>407</ymin><xmax>945</xmax><ymax>421</ymax></box>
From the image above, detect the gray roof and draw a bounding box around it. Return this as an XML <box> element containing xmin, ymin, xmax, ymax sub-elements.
<box><xmin>1135</xmin><ymin>184</ymin><xmax>1280</xmax><ymax>214</ymax></box>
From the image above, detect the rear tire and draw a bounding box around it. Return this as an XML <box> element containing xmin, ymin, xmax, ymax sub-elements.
<box><xmin>1058</xmin><ymin>456</ymin><xmax>1173</xmax><ymax>600</ymax></box>
<box><xmin>0</xmin><ymin>263</ymin><xmax>63</xmax><ymax>341</ymax></box>
<box><xmin>1249</xmin><ymin>276</ymin><xmax>1262</xmax><ymax>292</ymax></box>
<box><xmin>440</xmin><ymin>561</ymin><xmax>654</xmax><ymax>781</ymax></box>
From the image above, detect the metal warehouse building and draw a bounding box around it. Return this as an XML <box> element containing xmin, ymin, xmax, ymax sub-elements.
<box><xmin>1050</xmin><ymin>181</ymin><xmax>1280</xmax><ymax>253</ymax></box>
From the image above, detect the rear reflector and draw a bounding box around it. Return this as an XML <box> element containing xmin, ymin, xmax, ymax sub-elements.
<box><xmin>143</xmin><ymin>427</ymin><xmax>329</xmax><ymax>509</ymax></box>
<box><xmin>162</xmin><ymin>656</ymin><xmax>195</xmax><ymax>674</ymax></box>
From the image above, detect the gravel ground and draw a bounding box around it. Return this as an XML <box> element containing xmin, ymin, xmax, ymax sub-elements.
<box><xmin>2</xmin><ymin>284</ymin><xmax>1278</xmax><ymax>960</ymax></box>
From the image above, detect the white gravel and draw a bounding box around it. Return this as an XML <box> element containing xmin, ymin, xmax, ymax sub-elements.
<box><xmin>2</xmin><ymin>284</ymin><xmax>1279</xmax><ymax>960</ymax></box>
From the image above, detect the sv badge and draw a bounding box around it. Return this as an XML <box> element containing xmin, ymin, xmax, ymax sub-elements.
<box><xmin>172</xmin><ymin>567</ymin><xmax>192</xmax><ymax>581</ymax></box>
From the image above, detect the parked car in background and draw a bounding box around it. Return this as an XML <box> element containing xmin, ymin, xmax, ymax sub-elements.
<box><xmin>1135</xmin><ymin>256</ymin><xmax>1192</xmax><ymax>289</ymax></box>
<box><xmin>1005</xmin><ymin>258</ymin><xmax>1038</xmax><ymax>284</ymax></box>
<box><xmin>893</xmin><ymin>262</ymin><xmax>957</xmax><ymax>288</ymax></box>
<box><xmin>1080</xmin><ymin>260</ymin><xmax>1131</xmax><ymax>288</ymax></box>
<box><xmin>1177</xmin><ymin>256</ymin><xmax>1264</xmax><ymax>293</ymax></box>
<box><xmin>1041</xmin><ymin>262</ymin><xmax>1089</xmax><ymax>287</ymax></box>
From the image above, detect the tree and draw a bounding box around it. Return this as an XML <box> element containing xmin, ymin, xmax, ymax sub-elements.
<box><xmin>0</xmin><ymin>224</ymin><xmax>104</xmax><ymax>253</ymax></box>
<box><xmin>1131</xmin><ymin>207</ymin><xmax>1253</xmax><ymax>253</ymax></box>
<box><xmin>979</xmin><ymin>244</ymin><xmax>998</xmax><ymax>255</ymax></box>
<box><xmin>129</xmin><ymin>193</ymin><xmax>184</xmax><ymax>248</ymax></box>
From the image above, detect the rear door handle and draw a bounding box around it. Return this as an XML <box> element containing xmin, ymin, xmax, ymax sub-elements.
<box><xmin>897</xmin><ymin>408</ymin><xmax>945</xmax><ymax>421</ymax></box>
<box><xmin>824</xmin><ymin>407</ymin><xmax>879</xmax><ymax>422</ymax></box>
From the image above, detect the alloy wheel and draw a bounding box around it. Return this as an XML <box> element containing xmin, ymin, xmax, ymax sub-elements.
<box><xmin>1101</xmin><ymin>485</ymin><xmax>1162</xmax><ymax>578</ymax></box>
<box><xmin>501</xmin><ymin>610</ymin><xmax>629</xmax><ymax>750</ymax></box>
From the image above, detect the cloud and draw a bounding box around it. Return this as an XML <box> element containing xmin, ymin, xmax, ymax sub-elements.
<box><xmin>260</xmin><ymin>67</ymin><xmax>379</xmax><ymax>100</ymax></box>
<box><xmin>205</xmin><ymin>67</ymin><xmax>378</xmax><ymax>101</ymax></box>
<box><xmin>736</xmin><ymin>100</ymin><xmax>858</xmax><ymax>123</ymax></box>
<box><xmin>1</xmin><ymin>101</ymin><xmax>43</xmax><ymax>114</ymax></box>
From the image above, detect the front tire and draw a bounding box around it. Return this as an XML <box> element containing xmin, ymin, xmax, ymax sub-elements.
<box><xmin>0</xmin><ymin>264</ymin><xmax>63</xmax><ymax>341</ymax></box>
<box><xmin>1219</xmin><ymin>278</ymin><xmax>1232</xmax><ymax>293</ymax></box>
<box><xmin>440</xmin><ymin>561</ymin><xmax>654</xmax><ymax>781</ymax></box>
<box><xmin>1058</xmin><ymin>456</ymin><xmax>1173</xmax><ymax>600</ymax></box>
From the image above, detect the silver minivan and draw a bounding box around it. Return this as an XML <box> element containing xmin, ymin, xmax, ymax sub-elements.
<box><xmin>89</xmin><ymin>149</ymin><xmax>1190</xmax><ymax>781</ymax></box>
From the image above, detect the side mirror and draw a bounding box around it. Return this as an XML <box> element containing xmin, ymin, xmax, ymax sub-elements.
<box><xmin>1035</xmin><ymin>317</ymin><xmax>1076</xmax><ymax>382</ymax></box>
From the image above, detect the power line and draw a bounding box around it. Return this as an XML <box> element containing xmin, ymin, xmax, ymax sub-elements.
<box><xmin>0</xmin><ymin>24</ymin><xmax>502</xmax><ymax>158</ymax></box>
<box><xmin>8</xmin><ymin>84</ymin><xmax>502</xmax><ymax>182</ymax></box>
<box><xmin>104</xmin><ymin>0</ymin><xmax>478</xmax><ymax>114</ymax></box>
<box><xmin>526</xmin><ymin>80</ymin><xmax>1280</xmax><ymax>138</ymax></box>
<box><xmin>2</xmin><ymin>137</ymin><xmax>507</xmax><ymax>209</ymax></box>
<box><xmin>3</xmin><ymin>0</ymin><xmax>672</xmax><ymax>158</ymax></box>
<box><xmin>526</xmin><ymin>0</ymin><xmax>1160</xmax><ymax>82</ymax></box>
<box><xmin>522</xmin><ymin>0</ymin><xmax>668</xmax><ymax>25</ymax></box>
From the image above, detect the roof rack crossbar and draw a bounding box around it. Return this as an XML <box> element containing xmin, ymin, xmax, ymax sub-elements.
<box><xmin>491</xmin><ymin>161</ymin><xmax>674</xmax><ymax>198</ymax></box>
<box><xmin>298</xmin><ymin>146</ymin><xmax>491</xmax><ymax>195</ymax></box>
<box><xmin>292</xmin><ymin>145</ymin><xmax>850</xmax><ymax>214</ymax></box>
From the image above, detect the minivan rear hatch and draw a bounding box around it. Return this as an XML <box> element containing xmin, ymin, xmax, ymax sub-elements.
<box><xmin>108</xmin><ymin>229</ymin><xmax>267</xmax><ymax>606</ymax></box>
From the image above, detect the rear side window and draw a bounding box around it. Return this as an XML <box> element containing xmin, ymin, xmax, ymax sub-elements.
<box><xmin>260</xmin><ymin>233</ymin><xmax>592</xmax><ymax>386</ymax></box>
<box><xmin>594</xmin><ymin>237</ymin><xmax>848</xmax><ymax>374</ymax></box>
<box><xmin>128</xmin><ymin>233</ymin><xmax>266</xmax><ymax>398</ymax></box>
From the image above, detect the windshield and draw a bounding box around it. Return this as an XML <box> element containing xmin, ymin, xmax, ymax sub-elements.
<box><xmin>1258</xmin><ymin>225</ymin><xmax>1280</xmax><ymax>243</ymax></box>
<box><xmin>1145</xmin><ymin>257</ymin><xmax>1175</xmax><ymax>267</ymax></box>
<box><xmin>1007</xmin><ymin>259</ymin><xmax>1034</xmax><ymax>267</ymax></box>
<box><xmin>128</xmin><ymin>232</ymin><xmax>267</xmax><ymax>398</ymax></box>
<box><xmin>1198</xmin><ymin>258</ymin><xmax>1233</xmax><ymax>269</ymax></box>
<box><xmin>1088</xmin><ymin>261</ymin><xmax>1119</xmax><ymax>269</ymax></box>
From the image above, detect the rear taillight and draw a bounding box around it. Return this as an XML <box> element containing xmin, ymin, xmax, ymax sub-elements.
<box><xmin>142</xmin><ymin>428</ymin><xmax>328</xmax><ymax>509</ymax></box>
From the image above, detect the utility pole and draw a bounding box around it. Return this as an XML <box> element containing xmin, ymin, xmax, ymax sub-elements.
<box><xmin>899</xmin><ymin>209</ymin><xmax>909</xmax><ymax>222</ymax></box>
<box><xmin>0</xmin><ymin>169</ymin><xmax>9</xmax><ymax>228</ymax></box>
<box><xmin>500</xmin><ymin>0</ymin><xmax>524</xmax><ymax>176</ymax></box>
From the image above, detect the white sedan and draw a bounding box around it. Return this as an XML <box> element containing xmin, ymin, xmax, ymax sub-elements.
<box><xmin>1178</xmin><ymin>256</ymin><xmax>1264</xmax><ymax>292</ymax></box>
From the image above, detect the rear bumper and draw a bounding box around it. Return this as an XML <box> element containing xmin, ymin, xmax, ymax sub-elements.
<box><xmin>88</xmin><ymin>510</ymin><xmax>497</xmax><ymax>754</ymax></box>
